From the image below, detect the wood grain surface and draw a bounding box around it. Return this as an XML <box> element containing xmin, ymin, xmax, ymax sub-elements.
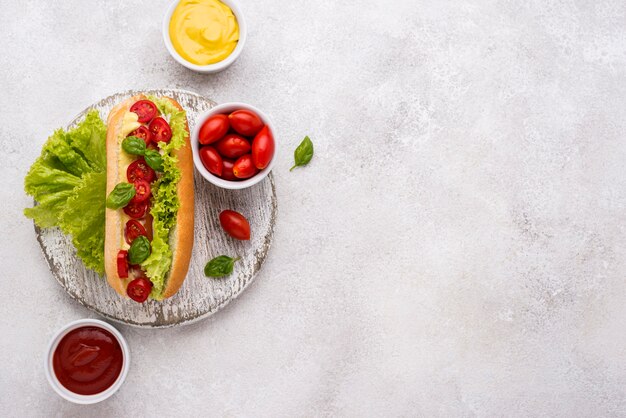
<box><xmin>34</xmin><ymin>89</ymin><xmax>277</xmax><ymax>328</ymax></box>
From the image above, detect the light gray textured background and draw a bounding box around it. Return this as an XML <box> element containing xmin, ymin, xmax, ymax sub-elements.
<box><xmin>1</xmin><ymin>0</ymin><xmax>625</xmax><ymax>416</ymax></box>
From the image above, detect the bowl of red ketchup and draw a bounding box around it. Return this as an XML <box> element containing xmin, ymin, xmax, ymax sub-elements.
<box><xmin>44</xmin><ymin>319</ymin><xmax>130</xmax><ymax>404</ymax></box>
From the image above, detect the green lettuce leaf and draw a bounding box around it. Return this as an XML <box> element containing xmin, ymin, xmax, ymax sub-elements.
<box><xmin>24</xmin><ymin>110</ymin><xmax>107</xmax><ymax>273</ymax></box>
<box><xmin>142</xmin><ymin>96</ymin><xmax>188</xmax><ymax>299</ymax></box>
<box><xmin>59</xmin><ymin>171</ymin><xmax>107</xmax><ymax>272</ymax></box>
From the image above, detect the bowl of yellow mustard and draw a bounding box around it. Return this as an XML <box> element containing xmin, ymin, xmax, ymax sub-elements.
<box><xmin>163</xmin><ymin>0</ymin><xmax>246</xmax><ymax>73</ymax></box>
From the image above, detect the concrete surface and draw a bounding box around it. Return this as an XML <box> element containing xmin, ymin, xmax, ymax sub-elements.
<box><xmin>1</xmin><ymin>0</ymin><xmax>626</xmax><ymax>416</ymax></box>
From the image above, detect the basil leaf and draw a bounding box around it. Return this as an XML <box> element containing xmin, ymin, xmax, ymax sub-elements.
<box><xmin>128</xmin><ymin>236</ymin><xmax>151</xmax><ymax>264</ymax></box>
<box><xmin>204</xmin><ymin>255</ymin><xmax>240</xmax><ymax>277</ymax></box>
<box><xmin>144</xmin><ymin>149</ymin><xmax>164</xmax><ymax>172</ymax></box>
<box><xmin>290</xmin><ymin>136</ymin><xmax>314</xmax><ymax>171</ymax></box>
<box><xmin>122</xmin><ymin>136</ymin><xmax>146</xmax><ymax>156</ymax></box>
<box><xmin>106</xmin><ymin>183</ymin><xmax>136</xmax><ymax>209</ymax></box>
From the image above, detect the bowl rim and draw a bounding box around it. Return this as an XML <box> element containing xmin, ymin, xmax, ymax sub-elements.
<box><xmin>191</xmin><ymin>102</ymin><xmax>276</xmax><ymax>190</ymax></box>
<box><xmin>44</xmin><ymin>318</ymin><xmax>130</xmax><ymax>404</ymax></box>
<box><xmin>162</xmin><ymin>0</ymin><xmax>247</xmax><ymax>73</ymax></box>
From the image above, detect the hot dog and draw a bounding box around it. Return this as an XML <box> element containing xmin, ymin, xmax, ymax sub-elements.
<box><xmin>104</xmin><ymin>94</ymin><xmax>194</xmax><ymax>302</ymax></box>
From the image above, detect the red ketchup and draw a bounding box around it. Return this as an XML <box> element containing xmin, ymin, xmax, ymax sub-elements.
<box><xmin>52</xmin><ymin>326</ymin><xmax>123</xmax><ymax>395</ymax></box>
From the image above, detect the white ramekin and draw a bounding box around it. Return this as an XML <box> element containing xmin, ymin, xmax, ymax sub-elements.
<box><xmin>192</xmin><ymin>102</ymin><xmax>277</xmax><ymax>190</ymax></box>
<box><xmin>44</xmin><ymin>318</ymin><xmax>130</xmax><ymax>404</ymax></box>
<box><xmin>162</xmin><ymin>0</ymin><xmax>247</xmax><ymax>73</ymax></box>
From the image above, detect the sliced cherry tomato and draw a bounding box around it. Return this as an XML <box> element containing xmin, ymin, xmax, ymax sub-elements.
<box><xmin>219</xmin><ymin>210</ymin><xmax>251</xmax><ymax>240</ymax></box>
<box><xmin>127</xmin><ymin>158</ymin><xmax>156</xmax><ymax>183</ymax></box>
<box><xmin>149</xmin><ymin>117</ymin><xmax>172</xmax><ymax>143</ymax></box>
<box><xmin>221</xmin><ymin>159</ymin><xmax>238</xmax><ymax>181</ymax></box>
<box><xmin>124</xmin><ymin>201</ymin><xmax>149</xmax><ymax>219</ymax></box>
<box><xmin>128</xmin><ymin>125</ymin><xmax>153</xmax><ymax>146</ymax></box>
<box><xmin>125</xmin><ymin>220</ymin><xmax>147</xmax><ymax>245</ymax></box>
<box><xmin>251</xmin><ymin>125</ymin><xmax>275</xmax><ymax>170</ymax></box>
<box><xmin>232</xmin><ymin>154</ymin><xmax>258</xmax><ymax>179</ymax></box>
<box><xmin>199</xmin><ymin>146</ymin><xmax>223</xmax><ymax>177</ymax></box>
<box><xmin>199</xmin><ymin>114</ymin><xmax>229</xmax><ymax>145</ymax></box>
<box><xmin>117</xmin><ymin>250</ymin><xmax>129</xmax><ymax>278</ymax></box>
<box><xmin>228</xmin><ymin>110</ymin><xmax>264</xmax><ymax>137</ymax></box>
<box><xmin>215</xmin><ymin>134</ymin><xmax>251</xmax><ymax>159</ymax></box>
<box><xmin>130</xmin><ymin>100</ymin><xmax>158</xmax><ymax>123</ymax></box>
<box><xmin>127</xmin><ymin>278</ymin><xmax>153</xmax><ymax>303</ymax></box>
<box><xmin>130</xmin><ymin>180</ymin><xmax>151</xmax><ymax>204</ymax></box>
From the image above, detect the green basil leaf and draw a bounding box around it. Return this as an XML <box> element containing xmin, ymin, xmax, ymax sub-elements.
<box><xmin>144</xmin><ymin>149</ymin><xmax>164</xmax><ymax>172</ymax></box>
<box><xmin>128</xmin><ymin>236</ymin><xmax>151</xmax><ymax>264</ymax></box>
<box><xmin>290</xmin><ymin>136</ymin><xmax>314</xmax><ymax>171</ymax></box>
<box><xmin>106</xmin><ymin>183</ymin><xmax>136</xmax><ymax>209</ymax></box>
<box><xmin>204</xmin><ymin>255</ymin><xmax>240</xmax><ymax>277</ymax></box>
<box><xmin>122</xmin><ymin>136</ymin><xmax>146</xmax><ymax>156</ymax></box>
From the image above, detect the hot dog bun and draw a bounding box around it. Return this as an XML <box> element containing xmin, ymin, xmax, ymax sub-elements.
<box><xmin>104</xmin><ymin>94</ymin><xmax>194</xmax><ymax>300</ymax></box>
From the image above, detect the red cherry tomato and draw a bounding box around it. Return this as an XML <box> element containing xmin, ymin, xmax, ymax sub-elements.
<box><xmin>124</xmin><ymin>201</ymin><xmax>149</xmax><ymax>219</ymax></box>
<box><xmin>149</xmin><ymin>117</ymin><xmax>172</xmax><ymax>143</ymax></box>
<box><xmin>127</xmin><ymin>278</ymin><xmax>153</xmax><ymax>303</ymax></box>
<box><xmin>251</xmin><ymin>125</ymin><xmax>275</xmax><ymax>170</ymax></box>
<box><xmin>131</xmin><ymin>180</ymin><xmax>151</xmax><ymax>204</ymax></box>
<box><xmin>117</xmin><ymin>250</ymin><xmax>129</xmax><ymax>278</ymax></box>
<box><xmin>215</xmin><ymin>134</ymin><xmax>251</xmax><ymax>159</ymax></box>
<box><xmin>199</xmin><ymin>114</ymin><xmax>229</xmax><ymax>145</ymax></box>
<box><xmin>221</xmin><ymin>159</ymin><xmax>238</xmax><ymax>181</ymax></box>
<box><xmin>124</xmin><ymin>220</ymin><xmax>147</xmax><ymax>245</ymax></box>
<box><xmin>228</xmin><ymin>110</ymin><xmax>264</xmax><ymax>137</ymax></box>
<box><xmin>232</xmin><ymin>154</ymin><xmax>258</xmax><ymax>179</ymax></box>
<box><xmin>129</xmin><ymin>126</ymin><xmax>153</xmax><ymax>146</ymax></box>
<box><xmin>130</xmin><ymin>100</ymin><xmax>158</xmax><ymax>123</ymax></box>
<box><xmin>127</xmin><ymin>158</ymin><xmax>156</xmax><ymax>183</ymax></box>
<box><xmin>219</xmin><ymin>210</ymin><xmax>251</xmax><ymax>240</ymax></box>
<box><xmin>199</xmin><ymin>146</ymin><xmax>223</xmax><ymax>177</ymax></box>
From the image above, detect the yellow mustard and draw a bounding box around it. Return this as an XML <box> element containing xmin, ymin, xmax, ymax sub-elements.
<box><xmin>169</xmin><ymin>0</ymin><xmax>239</xmax><ymax>66</ymax></box>
<box><xmin>120</xmin><ymin>111</ymin><xmax>140</xmax><ymax>137</ymax></box>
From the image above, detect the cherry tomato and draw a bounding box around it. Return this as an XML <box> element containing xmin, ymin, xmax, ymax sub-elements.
<box><xmin>232</xmin><ymin>154</ymin><xmax>258</xmax><ymax>179</ymax></box>
<box><xmin>199</xmin><ymin>114</ymin><xmax>229</xmax><ymax>145</ymax></box>
<box><xmin>149</xmin><ymin>117</ymin><xmax>172</xmax><ymax>143</ymax></box>
<box><xmin>251</xmin><ymin>125</ymin><xmax>275</xmax><ymax>170</ymax></box>
<box><xmin>221</xmin><ymin>159</ymin><xmax>238</xmax><ymax>181</ymax></box>
<box><xmin>130</xmin><ymin>100</ymin><xmax>158</xmax><ymax>123</ymax></box>
<box><xmin>126</xmin><ymin>278</ymin><xmax>153</xmax><ymax>303</ymax></box>
<box><xmin>219</xmin><ymin>210</ymin><xmax>251</xmax><ymax>240</ymax></box>
<box><xmin>228</xmin><ymin>110</ymin><xmax>263</xmax><ymax>137</ymax></box>
<box><xmin>124</xmin><ymin>201</ymin><xmax>149</xmax><ymax>219</ymax></box>
<box><xmin>117</xmin><ymin>250</ymin><xmax>129</xmax><ymax>278</ymax></box>
<box><xmin>130</xmin><ymin>180</ymin><xmax>151</xmax><ymax>204</ymax></box>
<box><xmin>129</xmin><ymin>126</ymin><xmax>153</xmax><ymax>146</ymax></box>
<box><xmin>199</xmin><ymin>146</ymin><xmax>223</xmax><ymax>177</ymax></box>
<box><xmin>127</xmin><ymin>158</ymin><xmax>156</xmax><ymax>183</ymax></box>
<box><xmin>124</xmin><ymin>220</ymin><xmax>147</xmax><ymax>245</ymax></box>
<box><xmin>215</xmin><ymin>134</ymin><xmax>251</xmax><ymax>159</ymax></box>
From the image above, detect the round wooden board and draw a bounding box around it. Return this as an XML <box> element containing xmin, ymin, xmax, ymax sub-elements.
<box><xmin>34</xmin><ymin>89</ymin><xmax>276</xmax><ymax>328</ymax></box>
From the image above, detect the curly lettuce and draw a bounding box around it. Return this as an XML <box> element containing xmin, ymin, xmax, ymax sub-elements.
<box><xmin>141</xmin><ymin>96</ymin><xmax>188</xmax><ymax>299</ymax></box>
<box><xmin>24</xmin><ymin>111</ymin><xmax>107</xmax><ymax>273</ymax></box>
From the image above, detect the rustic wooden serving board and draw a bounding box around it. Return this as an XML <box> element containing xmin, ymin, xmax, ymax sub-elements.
<box><xmin>34</xmin><ymin>89</ymin><xmax>276</xmax><ymax>328</ymax></box>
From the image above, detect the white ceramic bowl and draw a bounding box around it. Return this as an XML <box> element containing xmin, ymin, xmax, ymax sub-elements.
<box><xmin>162</xmin><ymin>0</ymin><xmax>247</xmax><ymax>73</ymax></box>
<box><xmin>192</xmin><ymin>102</ymin><xmax>276</xmax><ymax>190</ymax></box>
<box><xmin>44</xmin><ymin>319</ymin><xmax>130</xmax><ymax>404</ymax></box>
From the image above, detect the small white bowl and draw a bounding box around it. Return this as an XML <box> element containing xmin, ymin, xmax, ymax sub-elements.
<box><xmin>192</xmin><ymin>102</ymin><xmax>277</xmax><ymax>190</ymax></box>
<box><xmin>162</xmin><ymin>0</ymin><xmax>247</xmax><ymax>73</ymax></box>
<box><xmin>44</xmin><ymin>319</ymin><xmax>130</xmax><ymax>404</ymax></box>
